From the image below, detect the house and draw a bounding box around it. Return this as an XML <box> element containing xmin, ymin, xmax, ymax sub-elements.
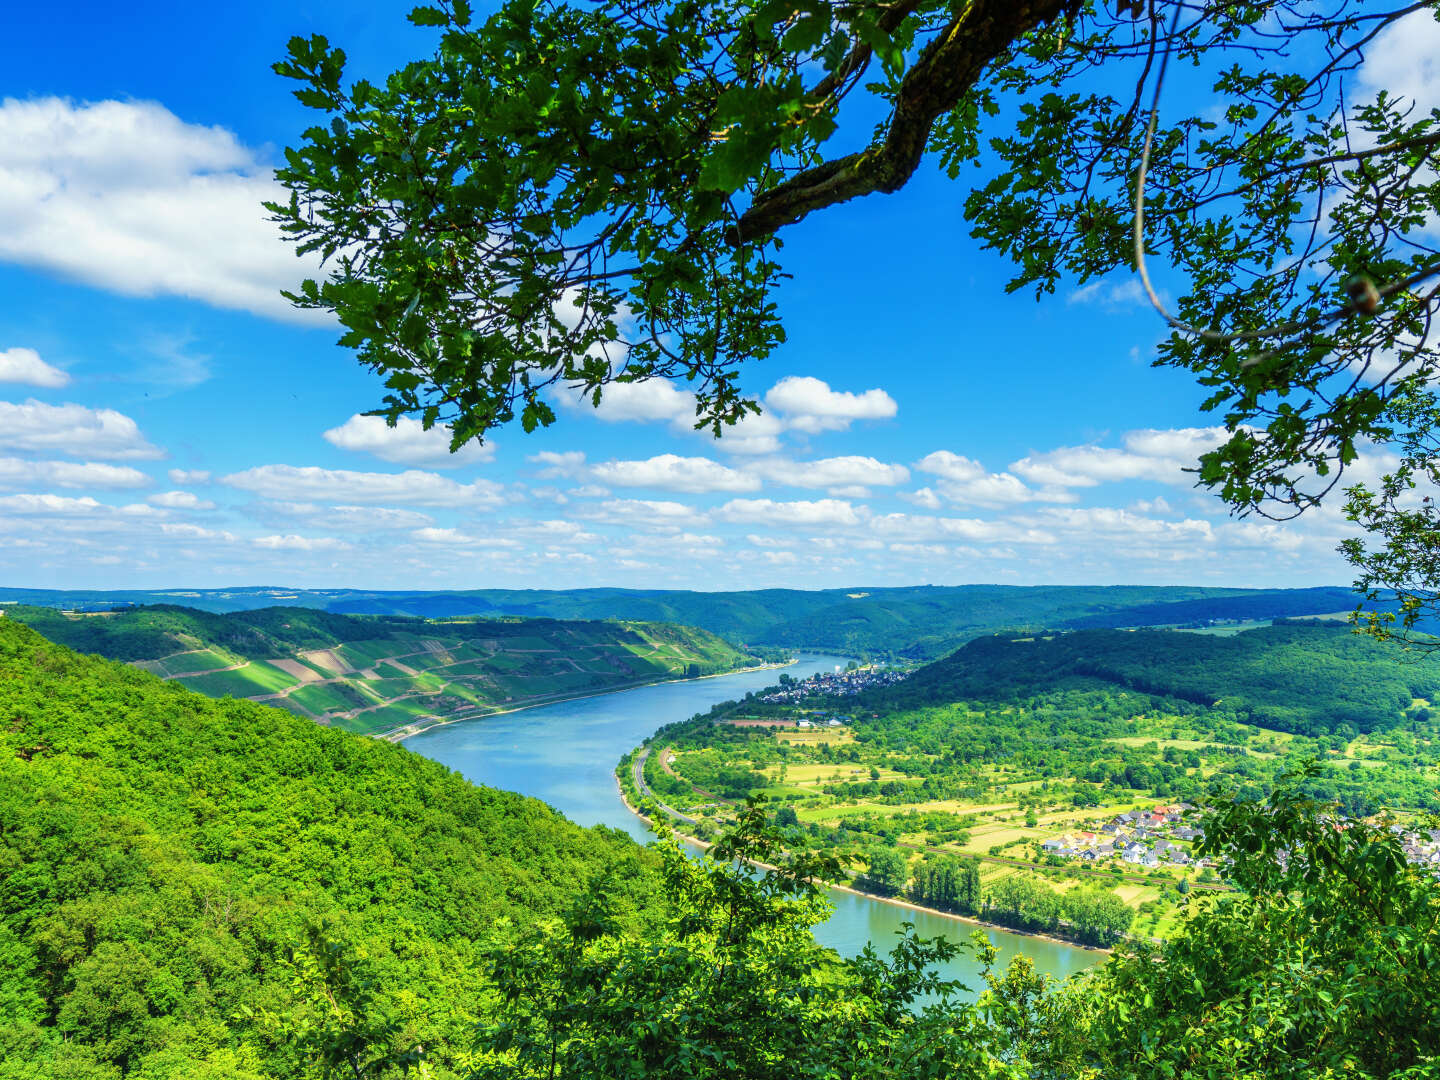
<box><xmin>796</xmin><ymin>719</ymin><xmax>812</xmax><ymax>729</ymax></box>
<box><xmin>1042</xmin><ymin>836</ymin><xmax>1072</xmax><ymax>853</ymax></box>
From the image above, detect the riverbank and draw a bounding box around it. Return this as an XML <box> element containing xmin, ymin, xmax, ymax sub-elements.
<box><xmin>615</xmin><ymin>776</ymin><xmax>1111</xmax><ymax>955</ymax></box>
<box><xmin>385</xmin><ymin>658</ymin><xmax>798</xmax><ymax>743</ymax></box>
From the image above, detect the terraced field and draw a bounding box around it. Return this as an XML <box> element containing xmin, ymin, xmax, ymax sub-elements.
<box><xmin>11</xmin><ymin>604</ymin><xmax>756</xmax><ymax>736</ymax></box>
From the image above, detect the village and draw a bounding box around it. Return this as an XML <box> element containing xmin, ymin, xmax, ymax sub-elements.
<box><xmin>759</xmin><ymin>663</ymin><xmax>910</xmax><ymax>704</ymax></box>
<box><xmin>1039</xmin><ymin>804</ymin><xmax>1440</xmax><ymax>878</ymax></box>
<box><xmin>1040</xmin><ymin>804</ymin><xmax>1209</xmax><ymax>869</ymax></box>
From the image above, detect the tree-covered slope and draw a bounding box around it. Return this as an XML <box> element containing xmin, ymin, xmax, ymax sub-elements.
<box><xmin>5</xmin><ymin>583</ymin><xmax>1384</xmax><ymax>659</ymax></box>
<box><xmin>879</xmin><ymin>623</ymin><xmax>1440</xmax><ymax>735</ymax></box>
<box><xmin>9</xmin><ymin>605</ymin><xmax>752</xmax><ymax>735</ymax></box>
<box><xmin>0</xmin><ymin>618</ymin><xmax>656</xmax><ymax>1079</ymax></box>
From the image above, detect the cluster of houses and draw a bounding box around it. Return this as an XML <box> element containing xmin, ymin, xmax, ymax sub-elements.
<box><xmin>760</xmin><ymin>666</ymin><xmax>908</xmax><ymax>704</ymax></box>
<box><xmin>1391</xmin><ymin>824</ymin><xmax>1440</xmax><ymax>873</ymax></box>
<box><xmin>1041</xmin><ymin>804</ymin><xmax>1207</xmax><ymax>869</ymax></box>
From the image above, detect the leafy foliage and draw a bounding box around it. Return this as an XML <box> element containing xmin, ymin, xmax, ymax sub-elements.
<box><xmin>0</xmin><ymin>618</ymin><xmax>657</xmax><ymax>1078</ymax></box>
<box><xmin>1030</xmin><ymin>773</ymin><xmax>1440</xmax><ymax>1078</ymax></box>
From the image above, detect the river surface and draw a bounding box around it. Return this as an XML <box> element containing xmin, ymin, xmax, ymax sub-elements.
<box><xmin>405</xmin><ymin>653</ymin><xmax>1098</xmax><ymax>991</ymax></box>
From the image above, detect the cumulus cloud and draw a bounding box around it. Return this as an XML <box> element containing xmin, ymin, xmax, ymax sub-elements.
<box><xmin>411</xmin><ymin>527</ymin><xmax>520</xmax><ymax>548</ymax></box>
<box><xmin>577</xmin><ymin>498</ymin><xmax>710</xmax><ymax>530</ymax></box>
<box><xmin>591</xmin><ymin>454</ymin><xmax>761</xmax><ymax>494</ymax></box>
<box><xmin>0</xmin><ymin>347</ymin><xmax>69</xmax><ymax>387</ymax></box>
<box><xmin>260</xmin><ymin>501</ymin><xmax>433</xmax><ymax>532</ymax></box>
<box><xmin>528</xmin><ymin>450</ymin><xmax>588</xmax><ymax>478</ymax></box>
<box><xmin>0</xmin><ymin>97</ymin><xmax>323</xmax><ymax>323</ymax></box>
<box><xmin>168</xmin><ymin>468</ymin><xmax>211</xmax><ymax>485</ymax></box>
<box><xmin>747</xmin><ymin>456</ymin><xmax>909</xmax><ymax>495</ymax></box>
<box><xmin>558</xmin><ymin>379</ymin><xmax>697</xmax><ymax>424</ymax></box>
<box><xmin>914</xmin><ymin>450</ymin><xmax>1058</xmax><ymax>508</ymax></box>
<box><xmin>900</xmin><ymin>487</ymin><xmax>943</xmax><ymax>510</ymax></box>
<box><xmin>716</xmin><ymin>498</ymin><xmax>865</xmax><ymax>528</ymax></box>
<box><xmin>222</xmin><ymin>464</ymin><xmax>506</xmax><ymax>507</ymax></box>
<box><xmin>322</xmin><ymin>414</ymin><xmax>494</xmax><ymax>467</ymax></box>
<box><xmin>0</xmin><ymin>457</ymin><xmax>150</xmax><ymax>491</ymax></box>
<box><xmin>147</xmin><ymin>490</ymin><xmax>215</xmax><ymax>509</ymax></box>
<box><xmin>1010</xmin><ymin>427</ymin><xmax>1229</xmax><ymax>489</ymax></box>
<box><xmin>763</xmin><ymin>376</ymin><xmax>897</xmax><ymax>433</ymax></box>
<box><xmin>1357</xmin><ymin>8</ymin><xmax>1440</xmax><ymax>115</ymax></box>
<box><xmin>252</xmin><ymin>534</ymin><xmax>352</xmax><ymax>552</ymax></box>
<box><xmin>709</xmin><ymin>410</ymin><xmax>786</xmax><ymax>456</ymax></box>
<box><xmin>0</xmin><ymin>399</ymin><xmax>163</xmax><ymax>459</ymax></box>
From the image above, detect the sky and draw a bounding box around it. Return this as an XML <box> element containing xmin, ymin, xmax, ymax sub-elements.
<box><xmin>1</xmin><ymin>3</ymin><xmax>1435</xmax><ymax>593</ymax></box>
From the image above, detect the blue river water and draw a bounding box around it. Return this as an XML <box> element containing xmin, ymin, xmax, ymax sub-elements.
<box><xmin>404</xmin><ymin>653</ymin><xmax>1099</xmax><ymax>991</ymax></box>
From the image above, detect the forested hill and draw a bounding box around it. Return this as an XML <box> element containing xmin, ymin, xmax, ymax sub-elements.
<box><xmin>0</xmin><ymin>618</ymin><xmax>658</xmax><ymax>1078</ymax></box>
<box><xmin>874</xmin><ymin>623</ymin><xmax>1440</xmax><ymax>736</ymax></box>
<box><xmin>2</xmin><ymin>583</ymin><xmax>1375</xmax><ymax>659</ymax></box>
<box><xmin>7</xmin><ymin>605</ymin><xmax>750</xmax><ymax>736</ymax></box>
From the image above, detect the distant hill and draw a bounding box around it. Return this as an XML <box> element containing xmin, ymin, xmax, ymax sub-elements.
<box><xmin>7</xmin><ymin>604</ymin><xmax>752</xmax><ymax>736</ymax></box>
<box><xmin>873</xmin><ymin>622</ymin><xmax>1440</xmax><ymax>736</ymax></box>
<box><xmin>0</xmin><ymin>615</ymin><xmax>658</xmax><ymax>1077</ymax></box>
<box><xmin>1</xmin><ymin>583</ymin><xmax>1388</xmax><ymax>659</ymax></box>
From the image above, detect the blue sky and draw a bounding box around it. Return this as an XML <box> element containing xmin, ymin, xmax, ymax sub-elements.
<box><xmin>2</xmin><ymin>1</ymin><xmax>1424</xmax><ymax>592</ymax></box>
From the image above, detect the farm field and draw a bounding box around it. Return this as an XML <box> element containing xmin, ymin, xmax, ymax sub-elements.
<box><xmin>628</xmin><ymin>624</ymin><xmax>1440</xmax><ymax>945</ymax></box>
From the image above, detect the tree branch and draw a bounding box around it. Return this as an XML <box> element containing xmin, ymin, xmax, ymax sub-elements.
<box><xmin>732</xmin><ymin>0</ymin><xmax>1073</xmax><ymax>243</ymax></box>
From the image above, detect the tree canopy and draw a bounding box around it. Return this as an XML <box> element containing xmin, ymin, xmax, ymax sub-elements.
<box><xmin>270</xmin><ymin>0</ymin><xmax>1440</xmax><ymax>632</ymax></box>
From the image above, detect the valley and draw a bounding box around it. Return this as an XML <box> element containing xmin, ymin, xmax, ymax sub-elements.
<box><xmin>622</xmin><ymin>622</ymin><xmax>1440</xmax><ymax>944</ymax></box>
<box><xmin>5</xmin><ymin>604</ymin><xmax>756</xmax><ymax>736</ymax></box>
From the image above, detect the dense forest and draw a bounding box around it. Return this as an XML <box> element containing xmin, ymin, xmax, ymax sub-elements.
<box><xmin>5</xmin><ymin>618</ymin><xmax>1440</xmax><ymax>1077</ymax></box>
<box><xmin>2</xmin><ymin>583</ymin><xmax>1376</xmax><ymax>659</ymax></box>
<box><xmin>877</xmin><ymin>623</ymin><xmax>1440</xmax><ymax>735</ymax></box>
<box><xmin>0</xmin><ymin>619</ymin><xmax>659</xmax><ymax>1078</ymax></box>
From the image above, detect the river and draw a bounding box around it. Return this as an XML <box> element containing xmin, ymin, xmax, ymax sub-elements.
<box><xmin>404</xmin><ymin>653</ymin><xmax>1099</xmax><ymax>991</ymax></box>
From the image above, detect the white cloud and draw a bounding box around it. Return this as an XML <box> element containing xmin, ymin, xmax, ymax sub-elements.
<box><xmin>578</xmin><ymin>498</ymin><xmax>710</xmax><ymax>530</ymax></box>
<box><xmin>222</xmin><ymin>464</ymin><xmax>506</xmax><ymax>507</ymax></box>
<box><xmin>1068</xmin><ymin>277</ymin><xmax>1148</xmax><ymax>308</ymax></box>
<box><xmin>0</xmin><ymin>457</ymin><xmax>150</xmax><ymax>490</ymax></box>
<box><xmin>159</xmin><ymin>522</ymin><xmax>234</xmax><ymax>541</ymax></box>
<box><xmin>261</xmin><ymin>501</ymin><xmax>433</xmax><ymax>532</ymax></box>
<box><xmin>322</xmin><ymin>414</ymin><xmax>494</xmax><ymax>467</ymax></box>
<box><xmin>710</xmin><ymin>411</ymin><xmax>786</xmax><ymax>456</ymax></box>
<box><xmin>411</xmin><ymin>527</ymin><xmax>520</xmax><ymax>548</ymax></box>
<box><xmin>252</xmin><ymin>534</ymin><xmax>352</xmax><ymax>552</ymax></box>
<box><xmin>717</xmin><ymin>498</ymin><xmax>865</xmax><ymax>528</ymax></box>
<box><xmin>1010</xmin><ymin>427</ymin><xmax>1228</xmax><ymax>488</ymax></box>
<box><xmin>559</xmin><ymin>379</ymin><xmax>696</xmax><ymax>424</ymax></box>
<box><xmin>168</xmin><ymin>468</ymin><xmax>211</xmax><ymax>485</ymax></box>
<box><xmin>914</xmin><ymin>450</ymin><xmax>1056</xmax><ymax>508</ymax></box>
<box><xmin>147</xmin><ymin>490</ymin><xmax>215</xmax><ymax>509</ymax></box>
<box><xmin>763</xmin><ymin>376</ymin><xmax>897</xmax><ymax>433</ymax></box>
<box><xmin>528</xmin><ymin>450</ymin><xmax>587</xmax><ymax>478</ymax></box>
<box><xmin>0</xmin><ymin>97</ymin><xmax>322</xmax><ymax>323</ymax></box>
<box><xmin>0</xmin><ymin>347</ymin><xmax>69</xmax><ymax>387</ymax></box>
<box><xmin>591</xmin><ymin>454</ymin><xmax>761</xmax><ymax>494</ymax></box>
<box><xmin>1357</xmin><ymin>8</ymin><xmax>1440</xmax><ymax>115</ymax></box>
<box><xmin>0</xmin><ymin>399</ymin><xmax>163</xmax><ymax>459</ymax></box>
<box><xmin>747</xmin><ymin>456</ymin><xmax>909</xmax><ymax>494</ymax></box>
<box><xmin>900</xmin><ymin>487</ymin><xmax>943</xmax><ymax>510</ymax></box>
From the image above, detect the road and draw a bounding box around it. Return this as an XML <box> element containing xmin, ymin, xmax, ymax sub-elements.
<box><xmin>631</xmin><ymin>744</ymin><xmax>698</xmax><ymax>824</ymax></box>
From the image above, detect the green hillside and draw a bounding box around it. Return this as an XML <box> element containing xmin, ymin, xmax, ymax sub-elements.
<box><xmin>0</xmin><ymin>617</ymin><xmax>657</xmax><ymax>1079</ymax></box>
<box><xmin>878</xmin><ymin>622</ymin><xmax>1440</xmax><ymax>735</ymax></box>
<box><xmin>8</xmin><ymin>605</ymin><xmax>753</xmax><ymax>736</ymax></box>
<box><xmin>2</xmin><ymin>583</ymin><xmax>1381</xmax><ymax>659</ymax></box>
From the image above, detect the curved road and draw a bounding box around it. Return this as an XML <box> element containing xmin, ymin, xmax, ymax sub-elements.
<box><xmin>631</xmin><ymin>745</ymin><xmax>698</xmax><ymax>824</ymax></box>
